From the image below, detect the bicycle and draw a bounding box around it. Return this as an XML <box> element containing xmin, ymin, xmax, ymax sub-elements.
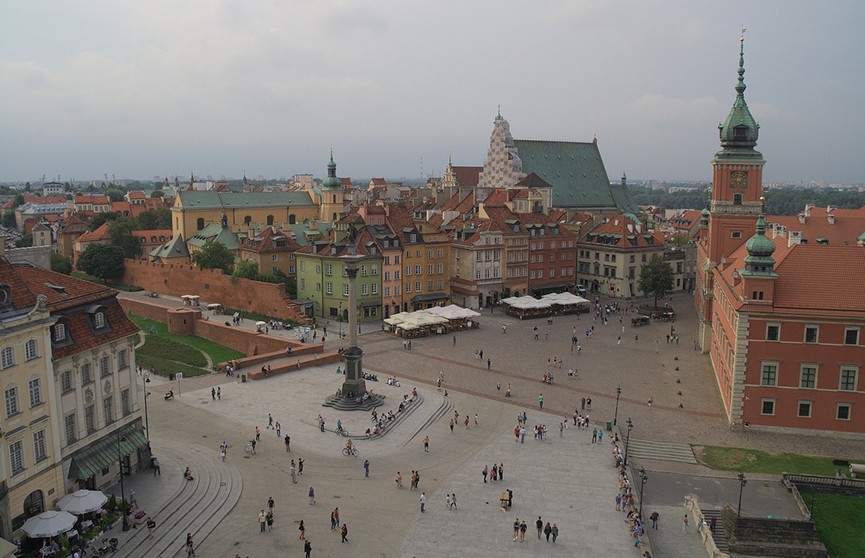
<box><xmin>342</xmin><ymin>446</ymin><xmax>359</xmax><ymax>456</ymax></box>
<box><xmin>336</xmin><ymin>427</ymin><xmax>350</xmax><ymax>437</ymax></box>
<box><xmin>245</xmin><ymin>441</ymin><xmax>256</xmax><ymax>454</ymax></box>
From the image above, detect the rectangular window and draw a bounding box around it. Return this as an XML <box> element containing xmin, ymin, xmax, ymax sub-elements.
<box><xmin>315</xmin><ymin>264</ymin><xmax>321</xmax><ymax>274</ymax></box>
<box><xmin>415</xmin><ymin>265</ymin><xmax>421</xmax><ymax>275</ymax></box>
<box><xmin>300</xmin><ymin>278</ymin><xmax>305</xmax><ymax>290</ymax></box>
<box><xmin>28</xmin><ymin>378</ymin><xmax>41</xmax><ymax>407</ymax></box>
<box><xmin>415</xmin><ymin>281</ymin><xmax>421</xmax><ymax>292</ymax></box>
<box><xmin>845</xmin><ymin>328</ymin><xmax>860</xmax><ymax>345</ymax></box>
<box><xmin>53</xmin><ymin>323</ymin><xmax>66</xmax><ymax>342</ymax></box>
<box><xmin>405</xmin><ymin>265</ymin><xmax>411</xmax><ymax>276</ymax></box>
<box><xmin>61</xmin><ymin>371</ymin><xmax>73</xmax><ymax>393</ymax></box>
<box><xmin>10</xmin><ymin>440</ymin><xmax>24</xmax><ymax>474</ymax></box>
<box><xmin>428</xmin><ymin>264</ymin><xmax>434</xmax><ymax>274</ymax></box>
<box><xmin>799</xmin><ymin>366</ymin><xmax>817</xmax><ymax>389</ymax></box>
<box><xmin>315</xmin><ymin>282</ymin><xmax>320</xmax><ymax>292</ymax></box>
<box><xmin>761</xmin><ymin>363</ymin><xmax>778</xmax><ymax>386</ymax></box>
<box><xmin>371</xmin><ymin>283</ymin><xmax>378</xmax><ymax>295</ymax></box>
<box><xmin>94</xmin><ymin>312</ymin><xmax>106</xmax><ymax>329</ymax></box>
<box><xmin>428</xmin><ymin>250</ymin><xmax>433</xmax><ymax>258</ymax></box>
<box><xmin>25</xmin><ymin>340</ymin><xmax>38</xmax><ymax>360</ymax></box>
<box><xmin>1</xmin><ymin>347</ymin><xmax>13</xmax><ymax>369</ymax></box>
<box><xmin>100</xmin><ymin>356</ymin><xmax>111</xmax><ymax>377</ymax></box>
<box><xmin>360</xmin><ymin>265</ymin><xmax>367</xmax><ymax>276</ymax></box>
<box><xmin>437</xmin><ymin>264</ymin><xmax>443</xmax><ymax>274</ymax></box>
<box><xmin>394</xmin><ymin>255</ymin><xmax>400</xmax><ymax>264</ymax></box>
<box><xmin>766</xmin><ymin>324</ymin><xmax>780</xmax><ymax>341</ymax></box>
<box><xmin>361</xmin><ymin>284</ymin><xmax>369</xmax><ymax>296</ymax></box>
<box><xmin>326</xmin><ymin>282</ymin><xmax>333</xmax><ymax>295</ymax></box>
<box><xmin>300</xmin><ymin>261</ymin><xmax>305</xmax><ymax>272</ymax></box>
<box><xmin>797</xmin><ymin>401</ymin><xmax>812</xmax><ymax>418</ymax></box>
<box><xmin>343</xmin><ymin>284</ymin><xmax>349</xmax><ymax>296</ymax></box>
<box><xmin>840</xmin><ymin>368</ymin><xmax>858</xmax><ymax>391</ymax></box>
<box><xmin>33</xmin><ymin>430</ymin><xmax>47</xmax><ymax>462</ymax></box>
<box><xmin>837</xmin><ymin>403</ymin><xmax>851</xmax><ymax>421</ymax></box>
<box><xmin>121</xmin><ymin>389</ymin><xmax>130</xmax><ymax>416</ymax></box>
<box><xmin>394</xmin><ymin>270</ymin><xmax>400</xmax><ymax>280</ymax></box>
<box><xmin>103</xmin><ymin>397</ymin><xmax>114</xmax><ymax>424</ymax></box>
<box><xmin>371</xmin><ymin>265</ymin><xmax>378</xmax><ymax>275</ymax></box>
<box><xmin>85</xmin><ymin>405</ymin><xmax>96</xmax><ymax>434</ymax></box>
<box><xmin>325</xmin><ymin>264</ymin><xmax>333</xmax><ymax>276</ymax></box>
<box><xmin>405</xmin><ymin>283</ymin><xmax>412</xmax><ymax>293</ymax></box>
<box><xmin>118</xmin><ymin>350</ymin><xmax>128</xmax><ymax>369</ymax></box>
<box><xmin>384</xmin><ymin>287</ymin><xmax>390</xmax><ymax>296</ymax></box>
<box><xmin>761</xmin><ymin>399</ymin><xmax>775</xmax><ymax>415</ymax></box>
<box><xmin>5</xmin><ymin>387</ymin><xmax>19</xmax><ymax>417</ymax></box>
<box><xmin>65</xmin><ymin>413</ymin><xmax>76</xmax><ymax>443</ymax></box>
<box><xmin>804</xmin><ymin>326</ymin><xmax>819</xmax><ymax>343</ymax></box>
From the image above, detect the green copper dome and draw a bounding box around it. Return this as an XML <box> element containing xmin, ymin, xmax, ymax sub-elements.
<box><xmin>718</xmin><ymin>35</ymin><xmax>760</xmax><ymax>153</ymax></box>
<box><xmin>745</xmin><ymin>214</ymin><xmax>775</xmax><ymax>257</ymax></box>
<box><xmin>322</xmin><ymin>151</ymin><xmax>341</xmax><ymax>189</ymax></box>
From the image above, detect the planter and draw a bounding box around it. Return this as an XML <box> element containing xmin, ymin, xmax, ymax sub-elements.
<box><xmin>134</xmin><ymin>513</ymin><xmax>148</xmax><ymax>526</ymax></box>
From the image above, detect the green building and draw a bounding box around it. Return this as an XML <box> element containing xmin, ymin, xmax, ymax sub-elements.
<box><xmin>295</xmin><ymin>232</ymin><xmax>383</xmax><ymax>323</ymax></box>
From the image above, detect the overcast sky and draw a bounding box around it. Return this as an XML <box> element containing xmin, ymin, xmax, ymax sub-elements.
<box><xmin>2</xmin><ymin>1</ymin><xmax>863</xmax><ymax>184</ymax></box>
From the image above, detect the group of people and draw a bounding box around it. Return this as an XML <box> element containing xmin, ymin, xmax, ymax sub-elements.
<box><xmin>612</xmin><ymin>445</ymin><xmax>646</xmax><ymax>548</ymax></box>
<box><xmin>511</xmin><ymin>517</ymin><xmax>559</xmax><ymax>543</ymax></box>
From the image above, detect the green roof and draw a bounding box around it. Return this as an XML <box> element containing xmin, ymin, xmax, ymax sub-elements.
<box><xmin>150</xmin><ymin>234</ymin><xmax>189</xmax><ymax>259</ymax></box>
<box><xmin>514</xmin><ymin>140</ymin><xmax>629</xmax><ymax>211</ymax></box>
<box><xmin>177</xmin><ymin>191</ymin><xmax>314</xmax><ymax>209</ymax></box>
<box><xmin>68</xmin><ymin>425</ymin><xmax>147</xmax><ymax>480</ymax></box>
<box><xmin>187</xmin><ymin>223</ymin><xmax>242</xmax><ymax>250</ymax></box>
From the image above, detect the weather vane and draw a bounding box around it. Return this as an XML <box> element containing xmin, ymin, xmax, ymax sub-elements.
<box><xmin>740</xmin><ymin>26</ymin><xmax>747</xmax><ymax>41</ymax></box>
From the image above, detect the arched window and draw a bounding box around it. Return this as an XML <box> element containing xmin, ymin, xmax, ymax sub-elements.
<box><xmin>23</xmin><ymin>490</ymin><xmax>44</xmax><ymax>518</ymax></box>
<box><xmin>733</xmin><ymin>193</ymin><xmax>743</xmax><ymax>206</ymax></box>
<box><xmin>332</xmin><ymin>195</ymin><xmax>337</xmax><ymax>203</ymax></box>
<box><xmin>266</xmin><ymin>215</ymin><xmax>274</xmax><ymax>226</ymax></box>
<box><xmin>196</xmin><ymin>218</ymin><xmax>205</xmax><ymax>230</ymax></box>
<box><xmin>25</xmin><ymin>339</ymin><xmax>38</xmax><ymax>361</ymax></box>
<box><xmin>244</xmin><ymin>215</ymin><xmax>252</xmax><ymax>226</ymax></box>
<box><xmin>332</xmin><ymin>212</ymin><xmax>337</xmax><ymax>221</ymax></box>
<box><xmin>289</xmin><ymin>214</ymin><xmax>297</xmax><ymax>225</ymax></box>
<box><xmin>1</xmin><ymin>346</ymin><xmax>14</xmax><ymax>369</ymax></box>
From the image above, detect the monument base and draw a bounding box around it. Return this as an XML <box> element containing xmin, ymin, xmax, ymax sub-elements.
<box><xmin>322</xmin><ymin>393</ymin><xmax>385</xmax><ymax>412</ymax></box>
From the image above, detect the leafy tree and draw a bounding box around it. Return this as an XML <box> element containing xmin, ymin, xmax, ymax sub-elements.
<box><xmin>15</xmin><ymin>234</ymin><xmax>32</xmax><ymax>248</ymax></box>
<box><xmin>638</xmin><ymin>255</ymin><xmax>674</xmax><ymax>309</ymax></box>
<box><xmin>232</xmin><ymin>259</ymin><xmax>260</xmax><ymax>280</ymax></box>
<box><xmin>50</xmin><ymin>252</ymin><xmax>72</xmax><ymax>274</ymax></box>
<box><xmin>90</xmin><ymin>211</ymin><xmax>119</xmax><ymax>230</ymax></box>
<box><xmin>13</xmin><ymin>193</ymin><xmax>25</xmax><ymax>208</ymax></box>
<box><xmin>77</xmin><ymin>244</ymin><xmax>125</xmax><ymax>282</ymax></box>
<box><xmin>1</xmin><ymin>211</ymin><xmax>15</xmax><ymax>228</ymax></box>
<box><xmin>132</xmin><ymin>208</ymin><xmax>171</xmax><ymax>230</ymax></box>
<box><xmin>105</xmin><ymin>187</ymin><xmax>125</xmax><ymax>202</ymax></box>
<box><xmin>190</xmin><ymin>241</ymin><xmax>234</xmax><ymax>273</ymax></box>
<box><xmin>109</xmin><ymin>220</ymin><xmax>142</xmax><ymax>259</ymax></box>
<box><xmin>24</xmin><ymin>182</ymin><xmax>31</xmax><ymax>192</ymax></box>
<box><xmin>151</xmin><ymin>190</ymin><xmax>164</xmax><ymax>198</ymax></box>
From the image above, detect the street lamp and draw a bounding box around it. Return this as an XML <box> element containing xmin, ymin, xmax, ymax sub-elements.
<box><xmin>338</xmin><ymin>302</ymin><xmax>343</xmax><ymax>338</ymax></box>
<box><xmin>638</xmin><ymin>467</ymin><xmax>648</xmax><ymax>520</ymax></box>
<box><xmin>737</xmin><ymin>472</ymin><xmax>747</xmax><ymax>517</ymax></box>
<box><xmin>614</xmin><ymin>385</ymin><xmax>622</xmax><ymax>426</ymax></box>
<box><xmin>623</xmin><ymin>417</ymin><xmax>634</xmax><ymax>467</ymax></box>
<box><xmin>141</xmin><ymin>372</ymin><xmax>150</xmax><ymax>442</ymax></box>
<box><xmin>117</xmin><ymin>434</ymin><xmax>130</xmax><ymax>531</ymax></box>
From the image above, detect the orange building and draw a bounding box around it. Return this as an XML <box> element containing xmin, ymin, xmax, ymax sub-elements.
<box><xmin>695</xmin><ymin>37</ymin><xmax>865</xmax><ymax>435</ymax></box>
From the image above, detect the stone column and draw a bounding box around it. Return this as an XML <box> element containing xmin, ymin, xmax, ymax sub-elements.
<box><xmin>341</xmin><ymin>256</ymin><xmax>366</xmax><ymax>398</ymax></box>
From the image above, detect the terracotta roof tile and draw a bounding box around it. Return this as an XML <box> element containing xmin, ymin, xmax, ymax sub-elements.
<box><xmin>452</xmin><ymin>166</ymin><xmax>482</xmax><ymax>187</ymax></box>
<box><xmin>767</xmin><ymin>205</ymin><xmax>865</xmax><ymax>246</ymax></box>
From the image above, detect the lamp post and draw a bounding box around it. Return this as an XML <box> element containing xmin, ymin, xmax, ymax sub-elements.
<box><xmin>623</xmin><ymin>417</ymin><xmax>633</xmax><ymax>467</ymax></box>
<box><xmin>613</xmin><ymin>385</ymin><xmax>622</xmax><ymax>426</ymax></box>
<box><xmin>338</xmin><ymin>302</ymin><xmax>343</xmax><ymax>339</ymax></box>
<box><xmin>141</xmin><ymin>372</ymin><xmax>150</xmax><ymax>442</ymax></box>
<box><xmin>117</xmin><ymin>433</ymin><xmax>130</xmax><ymax>531</ymax></box>
<box><xmin>638</xmin><ymin>467</ymin><xmax>648</xmax><ymax>520</ymax></box>
<box><xmin>737</xmin><ymin>472</ymin><xmax>747</xmax><ymax>517</ymax></box>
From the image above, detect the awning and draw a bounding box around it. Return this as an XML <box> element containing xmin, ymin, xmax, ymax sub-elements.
<box><xmin>0</xmin><ymin>537</ymin><xmax>16</xmax><ymax>558</ymax></box>
<box><xmin>68</xmin><ymin>425</ymin><xmax>147</xmax><ymax>480</ymax></box>
<box><xmin>451</xmin><ymin>285</ymin><xmax>481</xmax><ymax>296</ymax></box>
<box><xmin>410</xmin><ymin>293</ymin><xmax>449</xmax><ymax>303</ymax></box>
<box><xmin>360</xmin><ymin>301</ymin><xmax>381</xmax><ymax>308</ymax></box>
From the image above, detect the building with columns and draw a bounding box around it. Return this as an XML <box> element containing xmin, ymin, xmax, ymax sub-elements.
<box><xmin>695</xmin><ymin>37</ymin><xmax>865</xmax><ymax>435</ymax></box>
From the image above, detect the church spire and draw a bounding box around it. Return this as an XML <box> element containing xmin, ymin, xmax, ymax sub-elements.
<box><xmin>717</xmin><ymin>29</ymin><xmax>760</xmax><ymax>154</ymax></box>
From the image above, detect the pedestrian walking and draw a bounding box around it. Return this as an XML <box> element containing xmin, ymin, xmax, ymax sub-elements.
<box><xmin>536</xmin><ymin>516</ymin><xmax>543</xmax><ymax>539</ymax></box>
<box><xmin>650</xmin><ymin>511</ymin><xmax>659</xmax><ymax>529</ymax></box>
<box><xmin>330</xmin><ymin>511</ymin><xmax>336</xmax><ymax>530</ymax></box>
<box><xmin>284</xmin><ymin>434</ymin><xmax>291</xmax><ymax>452</ymax></box>
<box><xmin>186</xmin><ymin>533</ymin><xmax>196</xmax><ymax>557</ymax></box>
<box><xmin>544</xmin><ymin>522</ymin><xmax>552</xmax><ymax>541</ymax></box>
<box><xmin>211</xmin><ymin>387</ymin><xmax>215</xmax><ymax>400</ymax></box>
<box><xmin>217</xmin><ymin>386</ymin><xmax>221</xmax><ymax>399</ymax></box>
<box><xmin>363</xmin><ymin>459</ymin><xmax>369</xmax><ymax>478</ymax></box>
<box><xmin>474</xmin><ymin>413</ymin><xmax>479</xmax><ymax>425</ymax></box>
<box><xmin>267</xmin><ymin>496</ymin><xmax>275</xmax><ymax>513</ymax></box>
<box><xmin>267</xmin><ymin>413</ymin><xmax>273</xmax><ymax>429</ymax></box>
<box><xmin>340</xmin><ymin>524</ymin><xmax>348</xmax><ymax>543</ymax></box>
<box><xmin>334</xmin><ymin>507</ymin><xmax>340</xmax><ymax>527</ymax></box>
<box><xmin>513</xmin><ymin>518</ymin><xmax>520</xmax><ymax>542</ymax></box>
<box><xmin>290</xmin><ymin>460</ymin><xmax>297</xmax><ymax>483</ymax></box>
<box><xmin>519</xmin><ymin>520</ymin><xmax>527</xmax><ymax>541</ymax></box>
<box><xmin>303</xmin><ymin>539</ymin><xmax>312</xmax><ymax>558</ymax></box>
<box><xmin>255</xmin><ymin>426</ymin><xmax>261</xmax><ymax>441</ymax></box>
<box><xmin>298</xmin><ymin>520</ymin><xmax>305</xmax><ymax>539</ymax></box>
<box><xmin>538</xmin><ymin>393</ymin><xmax>544</xmax><ymax>409</ymax></box>
<box><xmin>152</xmin><ymin>457</ymin><xmax>161</xmax><ymax>476</ymax></box>
<box><xmin>483</xmin><ymin>465</ymin><xmax>488</xmax><ymax>483</ymax></box>
<box><xmin>682</xmin><ymin>514</ymin><xmax>689</xmax><ymax>534</ymax></box>
<box><xmin>423</xmin><ymin>435</ymin><xmax>429</xmax><ymax>452</ymax></box>
<box><xmin>419</xmin><ymin>492</ymin><xmax>426</xmax><ymax>513</ymax></box>
<box><xmin>298</xmin><ymin>458</ymin><xmax>304</xmax><ymax>475</ymax></box>
<box><xmin>146</xmin><ymin>518</ymin><xmax>156</xmax><ymax>538</ymax></box>
<box><xmin>275</xmin><ymin>422</ymin><xmax>281</xmax><ymax>437</ymax></box>
<box><xmin>487</xmin><ymin>358</ymin><xmax>491</xmax><ymax>370</ymax></box>
<box><xmin>258</xmin><ymin>510</ymin><xmax>266</xmax><ymax>532</ymax></box>
<box><xmin>308</xmin><ymin>486</ymin><xmax>315</xmax><ymax>505</ymax></box>
<box><xmin>451</xmin><ymin>493</ymin><xmax>458</xmax><ymax>510</ymax></box>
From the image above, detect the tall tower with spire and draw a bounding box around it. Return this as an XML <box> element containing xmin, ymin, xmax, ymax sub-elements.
<box><xmin>476</xmin><ymin>109</ymin><xmax>526</xmax><ymax>200</ymax></box>
<box><xmin>707</xmin><ymin>30</ymin><xmax>766</xmax><ymax>265</ymax></box>
<box><xmin>319</xmin><ymin>150</ymin><xmax>344</xmax><ymax>222</ymax></box>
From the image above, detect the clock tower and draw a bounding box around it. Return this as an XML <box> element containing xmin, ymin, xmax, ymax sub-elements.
<box><xmin>707</xmin><ymin>32</ymin><xmax>765</xmax><ymax>265</ymax></box>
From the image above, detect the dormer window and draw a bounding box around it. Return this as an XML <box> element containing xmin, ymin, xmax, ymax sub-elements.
<box><xmin>95</xmin><ymin>312</ymin><xmax>106</xmax><ymax>329</ymax></box>
<box><xmin>52</xmin><ymin>321</ymin><xmax>68</xmax><ymax>343</ymax></box>
<box><xmin>85</xmin><ymin>305</ymin><xmax>109</xmax><ymax>331</ymax></box>
<box><xmin>0</xmin><ymin>285</ymin><xmax>10</xmax><ymax>306</ymax></box>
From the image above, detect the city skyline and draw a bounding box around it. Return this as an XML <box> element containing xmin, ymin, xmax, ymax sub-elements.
<box><xmin>1</xmin><ymin>1</ymin><xmax>863</xmax><ymax>184</ymax></box>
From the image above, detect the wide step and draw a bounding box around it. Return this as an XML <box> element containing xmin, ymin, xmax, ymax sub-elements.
<box><xmin>626</xmin><ymin>437</ymin><xmax>697</xmax><ymax>464</ymax></box>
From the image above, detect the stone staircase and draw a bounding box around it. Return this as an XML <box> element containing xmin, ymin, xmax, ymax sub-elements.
<box><xmin>701</xmin><ymin>508</ymin><xmax>731</xmax><ymax>554</ymax></box>
<box><xmin>120</xmin><ymin>441</ymin><xmax>242</xmax><ymax>558</ymax></box>
<box><xmin>625</xmin><ymin>437</ymin><xmax>697</xmax><ymax>464</ymax></box>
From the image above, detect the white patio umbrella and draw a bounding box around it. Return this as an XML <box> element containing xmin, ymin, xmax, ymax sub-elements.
<box><xmin>21</xmin><ymin>510</ymin><xmax>77</xmax><ymax>538</ymax></box>
<box><xmin>57</xmin><ymin>489</ymin><xmax>108</xmax><ymax>515</ymax></box>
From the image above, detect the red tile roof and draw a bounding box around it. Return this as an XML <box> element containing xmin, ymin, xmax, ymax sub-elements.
<box><xmin>452</xmin><ymin>166</ymin><xmax>482</xmax><ymax>187</ymax></box>
<box><xmin>583</xmin><ymin>217</ymin><xmax>662</xmax><ymax>247</ymax></box>
<box><xmin>240</xmin><ymin>227</ymin><xmax>302</xmax><ymax>253</ymax></box>
<box><xmin>767</xmin><ymin>205</ymin><xmax>865</xmax><ymax>246</ymax></box>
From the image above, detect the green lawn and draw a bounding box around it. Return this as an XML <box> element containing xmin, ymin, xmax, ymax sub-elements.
<box><xmin>811</xmin><ymin>493</ymin><xmax>865</xmax><ymax>557</ymax></box>
<box><xmin>698</xmin><ymin>446</ymin><xmax>851</xmax><ymax>477</ymax></box>
<box><xmin>138</xmin><ymin>336</ymin><xmax>207</xmax><ymax>367</ymax></box>
<box><xmin>129</xmin><ymin>314</ymin><xmax>245</xmax><ymax>374</ymax></box>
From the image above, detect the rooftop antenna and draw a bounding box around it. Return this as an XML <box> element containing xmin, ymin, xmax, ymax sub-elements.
<box><xmin>420</xmin><ymin>156</ymin><xmax>423</xmax><ymax>179</ymax></box>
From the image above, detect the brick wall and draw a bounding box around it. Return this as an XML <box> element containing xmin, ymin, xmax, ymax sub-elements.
<box><xmin>121</xmin><ymin>259</ymin><xmax>308</xmax><ymax>322</ymax></box>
